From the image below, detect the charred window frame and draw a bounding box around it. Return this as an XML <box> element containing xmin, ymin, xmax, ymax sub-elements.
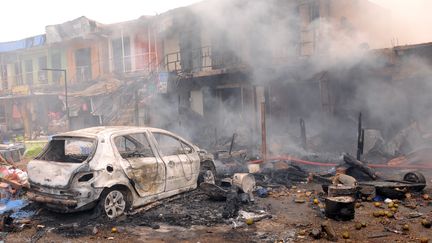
<box><xmin>14</xmin><ymin>62</ymin><xmax>23</xmax><ymax>85</ymax></box>
<box><xmin>179</xmin><ymin>140</ymin><xmax>193</xmax><ymax>154</ymax></box>
<box><xmin>38</xmin><ymin>56</ymin><xmax>48</xmax><ymax>84</ymax></box>
<box><xmin>0</xmin><ymin>64</ymin><xmax>7</xmax><ymax>82</ymax></box>
<box><xmin>113</xmin><ymin>133</ymin><xmax>155</xmax><ymax>159</ymax></box>
<box><xmin>74</xmin><ymin>48</ymin><xmax>92</xmax><ymax>82</ymax></box>
<box><xmin>0</xmin><ymin>65</ymin><xmax>7</xmax><ymax>90</ymax></box>
<box><xmin>298</xmin><ymin>2</ymin><xmax>319</xmax><ymax>56</ymax></box>
<box><xmin>310</xmin><ymin>2</ymin><xmax>320</xmax><ymax>21</ymax></box>
<box><xmin>111</xmin><ymin>36</ymin><xmax>132</xmax><ymax>73</ymax></box>
<box><xmin>24</xmin><ymin>60</ymin><xmax>33</xmax><ymax>85</ymax></box>
<box><xmin>151</xmin><ymin>132</ymin><xmax>194</xmax><ymax>156</ymax></box>
<box><xmin>36</xmin><ymin>136</ymin><xmax>97</xmax><ymax>163</ymax></box>
<box><xmin>51</xmin><ymin>53</ymin><xmax>62</xmax><ymax>83</ymax></box>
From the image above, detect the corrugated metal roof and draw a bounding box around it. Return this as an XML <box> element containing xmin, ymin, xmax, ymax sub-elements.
<box><xmin>0</xmin><ymin>35</ymin><xmax>46</xmax><ymax>53</ymax></box>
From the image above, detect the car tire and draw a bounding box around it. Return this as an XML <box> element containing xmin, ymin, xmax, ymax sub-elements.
<box><xmin>198</xmin><ymin>160</ymin><xmax>216</xmax><ymax>185</ymax></box>
<box><xmin>403</xmin><ymin>171</ymin><xmax>426</xmax><ymax>184</ymax></box>
<box><xmin>98</xmin><ymin>187</ymin><xmax>131</xmax><ymax>219</ymax></box>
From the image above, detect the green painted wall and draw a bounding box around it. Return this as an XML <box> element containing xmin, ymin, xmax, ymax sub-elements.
<box><xmin>2</xmin><ymin>47</ymin><xmax>68</xmax><ymax>87</ymax></box>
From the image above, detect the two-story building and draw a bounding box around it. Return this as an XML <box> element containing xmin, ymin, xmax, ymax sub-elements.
<box><xmin>150</xmin><ymin>0</ymin><xmax>391</xmax><ymax>148</ymax></box>
<box><xmin>0</xmin><ymin>15</ymin><xmax>163</xmax><ymax>138</ymax></box>
<box><xmin>0</xmin><ymin>0</ymin><xmax>394</xmax><ymax>148</ymax></box>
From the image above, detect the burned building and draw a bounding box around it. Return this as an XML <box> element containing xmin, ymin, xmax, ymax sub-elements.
<box><xmin>0</xmin><ymin>16</ymin><xmax>161</xmax><ymax>137</ymax></box>
<box><xmin>151</xmin><ymin>0</ymin><xmax>392</xmax><ymax>154</ymax></box>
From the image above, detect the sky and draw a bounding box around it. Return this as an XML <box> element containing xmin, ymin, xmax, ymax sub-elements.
<box><xmin>0</xmin><ymin>0</ymin><xmax>431</xmax><ymax>45</ymax></box>
<box><xmin>0</xmin><ymin>0</ymin><xmax>202</xmax><ymax>42</ymax></box>
<box><xmin>369</xmin><ymin>0</ymin><xmax>432</xmax><ymax>46</ymax></box>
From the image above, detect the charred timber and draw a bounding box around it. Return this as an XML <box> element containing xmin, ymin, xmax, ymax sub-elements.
<box><xmin>343</xmin><ymin>154</ymin><xmax>379</xmax><ymax>180</ymax></box>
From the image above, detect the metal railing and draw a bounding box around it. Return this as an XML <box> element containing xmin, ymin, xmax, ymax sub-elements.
<box><xmin>163</xmin><ymin>46</ymin><xmax>243</xmax><ymax>73</ymax></box>
<box><xmin>0</xmin><ymin>51</ymin><xmax>161</xmax><ymax>90</ymax></box>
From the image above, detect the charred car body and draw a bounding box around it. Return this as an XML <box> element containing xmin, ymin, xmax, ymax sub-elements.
<box><xmin>27</xmin><ymin>126</ymin><xmax>215</xmax><ymax>218</ymax></box>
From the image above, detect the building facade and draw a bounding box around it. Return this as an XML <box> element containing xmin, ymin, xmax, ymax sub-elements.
<box><xmin>0</xmin><ymin>0</ymin><xmax>394</xmax><ymax>146</ymax></box>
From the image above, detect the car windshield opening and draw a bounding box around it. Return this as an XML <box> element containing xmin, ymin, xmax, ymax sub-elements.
<box><xmin>37</xmin><ymin>137</ymin><xmax>96</xmax><ymax>163</ymax></box>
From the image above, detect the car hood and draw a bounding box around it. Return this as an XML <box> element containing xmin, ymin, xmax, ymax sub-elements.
<box><xmin>27</xmin><ymin>160</ymin><xmax>83</xmax><ymax>188</ymax></box>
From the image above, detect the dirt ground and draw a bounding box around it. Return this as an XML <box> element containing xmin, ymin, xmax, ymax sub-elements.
<box><xmin>3</xmin><ymin>176</ymin><xmax>432</xmax><ymax>243</ymax></box>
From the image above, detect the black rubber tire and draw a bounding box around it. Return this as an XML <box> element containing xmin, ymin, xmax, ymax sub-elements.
<box><xmin>403</xmin><ymin>171</ymin><xmax>426</xmax><ymax>184</ymax></box>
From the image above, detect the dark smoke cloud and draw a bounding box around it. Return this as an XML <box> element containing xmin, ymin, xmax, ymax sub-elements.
<box><xmin>151</xmin><ymin>0</ymin><xmax>432</xmax><ymax>160</ymax></box>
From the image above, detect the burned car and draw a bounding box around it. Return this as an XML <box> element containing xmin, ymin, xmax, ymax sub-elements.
<box><xmin>27</xmin><ymin>126</ymin><xmax>216</xmax><ymax>218</ymax></box>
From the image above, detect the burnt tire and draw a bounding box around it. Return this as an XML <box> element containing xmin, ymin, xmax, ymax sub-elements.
<box><xmin>98</xmin><ymin>187</ymin><xmax>131</xmax><ymax>219</ymax></box>
<box><xmin>198</xmin><ymin>160</ymin><xmax>216</xmax><ymax>185</ymax></box>
<box><xmin>403</xmin><ymin>171</ymin><xmax>426</xmax><ymax>192</ymax></box>
<box><xmin>403</xmin><ymin>171</ymin><xmax>426</xmax><ymax>184</ymax></box>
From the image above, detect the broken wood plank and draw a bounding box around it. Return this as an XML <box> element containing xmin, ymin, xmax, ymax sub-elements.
<box><xmin>309</xmin><ymin>173</ymin><xmax>332</xmax><ymax>184</ymax></box>
<box><xmin>321</xmin><ymin>221</ymin><xmax>338</xmax><ymax>241</ymax></box>
<box><xmin>368</xmin><ymin>232</ymin><xmax>391</xmax><ymax>239</ymax></box>
<box><xmin>343</xmin><ymin>154</ymin><xmax>379</xmax><ymax>180</ymax></box>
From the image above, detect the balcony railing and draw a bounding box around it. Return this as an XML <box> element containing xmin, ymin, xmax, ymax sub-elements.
<box><xmin>163</xmin><ymin>46</ymin><xmax>242</xmax><ymax>73</ymax></box>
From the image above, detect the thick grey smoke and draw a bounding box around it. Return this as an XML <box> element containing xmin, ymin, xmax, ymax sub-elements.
<box><xmin>152</xmin><ymin>0</ymin><xmax>432</xmax><ymax>161</ymax></box>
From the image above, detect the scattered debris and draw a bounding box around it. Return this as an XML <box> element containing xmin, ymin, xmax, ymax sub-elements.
<box><xmin>222</xmin><ymin>186</ymin><xmax>240</xmax><ymax>219</ymax></box>
<box><xmin>30</xmin><ymin>228</ymin><xmax>46</xmax><ymax>243</ymax></box>
<box><xmin>321</xmin><ymin>221</ymin><xmax>338</xmax><ymax>241</ymax></box>
<box><xmin>408</xmin><ymin>212</ymin><xmax>423</xmax><ymax>218</ymax></box>
<box><xmin>200</xmin><ymin>182</ymin><xmax>229</xmax><ymax>201</ymax></box>
<box><xmin>384</xmin><ymin>227</ymin><xmax>403</xmax><ymax>235</ymax></box>
<box><xmin>310</xmin><ymin>228</ymin><xmax>322</xmax><ymax>239</ymax></box>
<box><xmin>231</xmin><ymin>210</ymin><xmax>271</xmax><ymax>228</ymax></box>
<box><xmin>368</xmin><ymin>232</ymin><xmax>391</xmax><ymax>239</ymax></box>
<box><xmin>200</xmin><ymin>172</ymin><xmax>256</xmax><ymax>202</ymax></box>
<box><xmin>256</xmin><ymin>187</ymin><xmax>268</xmax><ymax>198</ymax></box>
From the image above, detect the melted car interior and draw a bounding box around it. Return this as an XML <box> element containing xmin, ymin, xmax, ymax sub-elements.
<box><xmin>38</xmin><ymin>137</ymin><xmax>96</xmax><ymax>163</ymax></box>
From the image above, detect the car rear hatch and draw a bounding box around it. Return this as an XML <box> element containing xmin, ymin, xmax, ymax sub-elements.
<box><xmin>27</xmin><ymin>136</ymin><xmax>96</xmax><ymax>188</ymax></box>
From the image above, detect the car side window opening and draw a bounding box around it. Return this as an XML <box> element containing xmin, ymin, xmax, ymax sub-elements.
<box><xmin>114</xmin><ymin>133</ymin><xmax>154</xmax><ymax>159</ymax></box>
<box><xmin>38</xmin><ymin>138</ymin><xmax>95</xmax><ymax>163</ymax></box>
<box><xmin>153</xmin><ymin>133</ymin><xmax>193</xmax><ymax>156</ymax></box>
<box><xmin>180</xmin><ymin>141</ymin><xmax>193</xmax><ymax>154</ymax></box>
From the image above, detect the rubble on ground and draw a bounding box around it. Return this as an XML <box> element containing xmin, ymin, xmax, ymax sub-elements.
<box><xmin>0</xmin><ymin>143</ymin><xmax>431</xmax><ymax>242</ymax></box>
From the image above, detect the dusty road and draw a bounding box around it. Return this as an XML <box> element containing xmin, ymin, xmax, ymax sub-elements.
<box><xmin>3</xmin><ymin>180</ymin><xmax>432</xmax><ymax>243</ymax></box>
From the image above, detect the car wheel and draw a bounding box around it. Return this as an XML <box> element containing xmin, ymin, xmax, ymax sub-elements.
<box><xmin>403</xmin><ymin>171</ymin><xmax>426</xmax><ymax>184</ymax></box>
<box><xmin>100</xmin><ymin>188</ymin><xmax>129</xmax><ymax>219</ymax></box>
<box><xmin>198</xmin><ymin>160</ymin><xmax>216</xmax><ymax>184</ymax></box>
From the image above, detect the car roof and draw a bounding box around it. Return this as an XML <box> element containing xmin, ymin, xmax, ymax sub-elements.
<box><xmin>54</xmin><ymin>126</ymin><xmax>171</xmax><ymax>138</ymax></box>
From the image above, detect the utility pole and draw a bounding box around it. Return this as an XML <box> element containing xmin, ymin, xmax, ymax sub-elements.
<box><xmin>134</xmin><ymin>89</ymin><xmax>139</xmax><ymax>125</ymax></box>
<box><xmin>261</xmin><ymin>102</ymin><xmax>267</xmax><ymax>162</ymax></box>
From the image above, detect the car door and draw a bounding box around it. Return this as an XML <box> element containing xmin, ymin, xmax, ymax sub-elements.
<box><xmin>176</xmin><ymin>140</ymin><xmax>200</xmax><ymax>186</ymax></box>
<box><xmin>150</xmin><ymin>132</ymin><xmax>189</xmax><ymax>192</ymax></box>
<box><xmin>113</xmin><ymin>132</ymin><xmax>165</xmax><ymax>197</ymax></box>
